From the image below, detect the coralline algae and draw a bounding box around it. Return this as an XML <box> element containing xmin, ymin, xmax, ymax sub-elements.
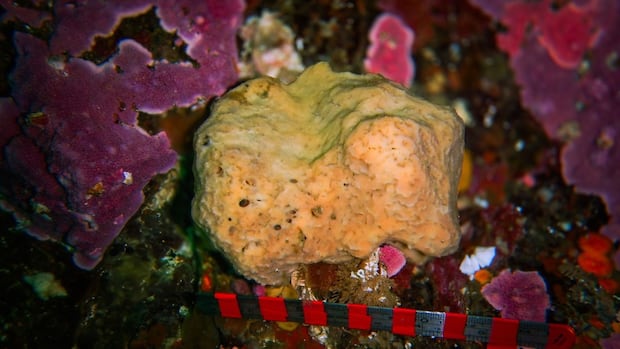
<box><xmin>0</xmin><ymin>0</ymin><xmax>244</xmax><ymax>269</ymax></box>
<box><xmin>469</xmin><ymin>0</ymin><xmax>620</xmax><ymax>241</ymax></box>
<box><xmin>481</xmin><ymin>269</ymin><xmax>551</xmax><ymax>322</ymax></box>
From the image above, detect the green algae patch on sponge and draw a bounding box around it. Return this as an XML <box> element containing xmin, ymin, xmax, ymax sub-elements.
<box><xmin>192</xmin><ymin>63</ymin><xmax>464</xmax><ymax>285</ymax></box>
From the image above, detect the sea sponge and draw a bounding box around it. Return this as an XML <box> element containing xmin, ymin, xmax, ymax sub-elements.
<box><xmin>193</xmin><ymin>63</ymin><xmax>464</xmax><ymax>285</ymax></box>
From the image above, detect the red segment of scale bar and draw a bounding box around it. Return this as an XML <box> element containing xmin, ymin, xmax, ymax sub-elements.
<box><xmin>258</xmin><ymin>296</ymin><xmax>288</xmax><ymax>322</ymax></box>
<box><xmin>214</xmin><ymin>292</ymin><xmax>242</xmax><ymax>318</ymax></box>
<box><xmin>489</xmin><ymin>318</ymin><xmax>519</xmax><ymax>347</ymax></box>
<box><xmin>392</xmin><ymin>307</ymin><xmax>415</xmax><ymax>336</ymax></box>
<box><xmin>444</xmin><ymin>313</ymin><xmax>467</xmax><ymax>340</ymax></box>
<box><xmin>347</xmin><ymin>304</ymin><xmax>372</xmax><ymax>330</ymax></box>
<box><xmin>303</xmin><ymin>300</ymin><xmax>328</xmax><ymax>325</ymax></box>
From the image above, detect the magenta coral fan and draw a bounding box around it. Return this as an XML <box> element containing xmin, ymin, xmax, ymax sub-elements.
<box><xmin>0</xmin><ymin>0</ymin><xmax>244</xmax><ymax>269</ymax></box>
<box><xmin>481</xmin><ymin>269</ymin><xmax>550</xmax><ymax>322</ymax></box>
<box><xmin>364</xmin><ymin>13</ymin><xmax>415</xmax><ymax>87</ymax></box>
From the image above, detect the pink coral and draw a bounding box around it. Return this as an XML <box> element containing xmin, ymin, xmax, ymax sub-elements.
<box><xmin>475</xmin><ymin>0</ymin><xmax>599</xmax><ymax>69</ymax></box>
<box><xmin>379</xmin><ymin>244</ymin><xmax>407</xmax><ymax>277</ymax></box>
<box><xmin>497</xmin><ymin>1</ymin><xmax>598</xmax><ymax>69</ymax></box>
<box><xmin>537</xmin><ymin>2</ymin><xmax>600</xmax><ymax>69</ymax></box>
<box><xmin>364</xmin><ymin>13</ymin><xmax>415</xmax><ymax>87</ymax></box>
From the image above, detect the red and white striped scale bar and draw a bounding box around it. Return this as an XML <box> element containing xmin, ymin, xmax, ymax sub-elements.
<box><xmin>197</xmin><ymin>292</ymin><xmax>576</xmax><ymax>349</ymax></box>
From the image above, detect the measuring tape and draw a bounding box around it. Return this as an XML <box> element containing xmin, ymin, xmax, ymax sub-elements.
<box><xmin>197</xmin><ymin>292</ymin><xmax>575</xmax><ymax>348</ymax></box>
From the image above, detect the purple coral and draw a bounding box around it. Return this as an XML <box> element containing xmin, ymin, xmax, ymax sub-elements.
<box><xmin>600</xmin><ymin>333</ymin><xmax>620</xmax><ymax>349</ymax></box>
<box><xmin>0</xmin><ymin>0</ymin><xmax>244</xmax><ymax>269</ymax></box>
<box><xmin>469</xmin><ymin>0</ymin><xmax>620</xmax><ymax>241</ymax></box>
<box><xmin>481</xmin><ymin>269</ymin><xmax>550</xmax><ymax>322</ymax></box>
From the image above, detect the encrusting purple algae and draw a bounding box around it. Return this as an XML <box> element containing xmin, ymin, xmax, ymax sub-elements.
<box><xmin>0</xmin><ymin>0</ymin><xmax>243</xmax><ymax>268</ymax></box>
